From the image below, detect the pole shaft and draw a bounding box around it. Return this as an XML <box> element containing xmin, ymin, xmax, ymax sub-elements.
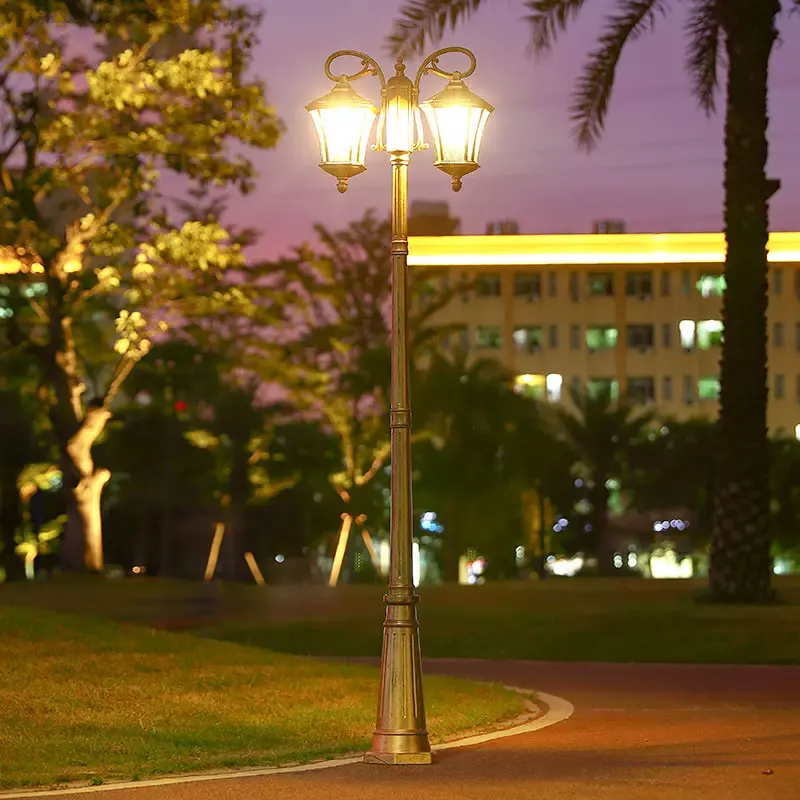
<box><xmin>366</xmin><ymin>152</ymin><xmax>431</xmax><ymax>765</ymax></box>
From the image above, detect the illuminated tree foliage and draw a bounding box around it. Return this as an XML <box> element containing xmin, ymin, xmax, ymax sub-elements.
<box><xmin>274</xmin><ymin>210</ymin><xmax>462</xmax><ymax>584</ymax></box>
<box><xmin>0</xmin><ymin>0</ymin><xmax>283</xmax><ymax>571</ymax></box>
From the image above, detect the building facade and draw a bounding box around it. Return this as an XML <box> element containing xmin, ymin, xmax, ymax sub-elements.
<box><xmin>408</xmin><ymin>231</ymin><xmax>800</xmax><ymax>436</ymax></box>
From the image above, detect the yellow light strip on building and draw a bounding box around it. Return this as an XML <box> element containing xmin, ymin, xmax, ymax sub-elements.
<box><xmin>408</xmin><ymin>232</ymin><xmax>800</xmax><ymax>267</ymax></box>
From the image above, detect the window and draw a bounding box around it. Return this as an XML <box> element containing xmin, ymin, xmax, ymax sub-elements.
<box><xmin>625</xmin><ymin>272</ymin><xmax>653</xmax><ymax>298</ymax></box>
<box><xmin>627</xmin><ymin>324</ymin><xmax>655</xmax><ymax>349</ymax></box>
<box><xmin>796</xmin><ymin>375</ymin><xmax>800</xmax><ymax>403</ymax></box>
<box><xmin>660</xmin><ymin>271</ymin><xmax>671</xmax><ymax>297</ymax></box>
<box><xmin>697</xmin><ymin>320</ymin><xmax>724</xmax><ymax>349</ymax></box>
<box><xmin>548</xmin><ymin>271</ymin><xmax>558</xmax><ymax>297</ymax></box>
<box><xmin>586</xmin><ymin>326</ymin><xmax>618</xmax><ymax>350</ymax></box>
<box><xmin>679</xmin><ymin>320</ymin><xmax>696</xmax><ymax>350</ymax></box>
<box><xmin>683</xmin><ymin>376</ymin><xmax>694</xmax><ymax>404</ymax></box>
<box><xmin>548</xmin><ymin>325</ymin><xmax>559</xmax><ymax>349</ymax></box>
<box><xmin>514</xmin><ymin>373</ymin><xmax>545</xmax><ymax>400</ymax></box>
<box><xmin>587</xmin><ymin>378</ymin><xmax>619</xmax><ymax>401</ymax></box>
<box><xmin>795</xmin><ymin>270</ymin><xmax>800</xmax><ymax>299</ymax></box>
<box><xmin>697</xmin><ymin>273</ymin><xmax>726</xmax><ymax>297</ymax></box>
<box><xmin>662</xmin><ymin>323</ymin><xmax>672</xmax><ymax>348</ymax></box>
<box><xmin>698</xmin><ymin>376</ymin><xmax>721</xmax><ymax>400</ymax></box>
<box><xmin>475</xmin><ymin>325</ymin><xmax>502</xmax><ymax>349</ymax></box>
<box><xmin>681</xmin><ymin>270</ymin><xmax>691</xmax><ymax>296</ymax></box>
<box><xmin>570</xmin><ymin>325</ymin><xmax>581</xmax><ymax>349</ymax></box>
<box><xmin>628</xmin><ymin>377</ymin><xmax>655</xmax><ymax>403</ymax></box>
<box><xmin>476</xmin><ymin>274</ymin><xmax>501</xmax><ymax>297</ymax></box>
<box><xmin>587</xmin><ymin>272</ymin><xmax>614</xmax><ymax>297</ymax></box>
<box><xmin>774</xmin><ymin>322</ymin><xmax>784</xmax><ymax>348</ymax></box>
<box><xmin>514</xmin><ymin>272</ymin><xmax>541</xmax><ymax>298</ymax></box>
<box><xmin>773</xmin><ymin>268</ymin><xmax>783</xmax><ymax>296</ymax></box>
<box><xmin>775</xmin><ymin>374</ymin><xmax>785</xmax><ymax>399</ymax></box>
<box><xmin>569</xmin><ymin>271</ymin><xmax>579</xmax><ymax>301</ymax></box>
<box><xmin>796</xmin><ymin>323</ymin><xmax>800</xmax><ymax>351</ymax></box>
<box><xmin>546</xmin><ymin>373</ymin><xmax>563</xmax><ymax>402</ymax></box>
<box><xmin>571</xmin><ymin>376</ymin><xmax>581</xmax><ymax>396</ymax></box>
<box><xmin>512</xmin><ymin>326</ymin><xmax>543</xmax><ymax>354</ymax></box>
<box><xmin>662</xmin><ymin>375</ymin><xmax>672</xmax><ymax>401</ymax></box>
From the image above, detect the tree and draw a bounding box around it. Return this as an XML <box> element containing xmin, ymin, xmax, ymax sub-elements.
<box><xmin>628</xmin><ymin>417</ymin><xmax>718</xmax><ymax>544</ymax></box>
<box><xmin>413</xmin><ymin>349</ymin><xmax>539</xmax><ymax>580</ymax></box>
<box><xmin>550</xmin><ymin>386</ymin><xmax>652</xmax><ymax>573</ymax></box>
<box><xmin>276</xmin><ymin>210</ymin><xmax>459</xmax><ymax>585</ymax></box>
<box><xmin>389</xmin><ymin>0</ymin><xmax>791</xmax><ymax>601</ymax></box>
<box><xmin>0</xmin><ymin>0</ymin><xmax>283</xmax><ymax>571</ymax></box>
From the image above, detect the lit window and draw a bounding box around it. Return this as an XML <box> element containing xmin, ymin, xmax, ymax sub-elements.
<box><xmin>475</xmin><ymin>325</ymin><xmax>502</xmax><ymax>349</ymax></box>
<box><xmin>795</xmin><ymin>423</ymin><xmax>800</xmax><ymax>441</ymax></box>
<box><xmin>588</xmin><ymin>272</ymin><xmax>614</xmax><ymax>297</ymax></box>
<box><xmin>587</xmin><ymin>378</ymin><xmax>619</xmax><ymax>401</ymax></box>
<box><xmin>514</xmin><ymin>373</ymin><xmax>546</xmax><ymax>400</ymax></box>
<box><xmin>512</xmin><ymin>326</ymin><xmax>542</xmax><ymax>354</ymax></box>
<box><xmin>696</xmin><ymin>273</ymin><xmax>726</xmax><ymax>298</ymax></box>
<box><xmin>679</xmin><ymin>320</ymin><xmax>696</xmax><ymax>350</ymax></box>
<box><xmin>698</xmin><ymin>377</ymin><xmax>720</xmax><ymax>400</ymax></box>
<box><xmin>546</xmin><ymin>373</ymin><xmax>563</xmax><ymax>402</ymax></box>
<box><xmin>697</xmin><ymin>320</ymin><xmax>723</xmax><ymax>349</ymax></box>
<box><xmin>586</xmin><ymin>326</ymin><xmax>618</xmax><ymax>350</ymax></box>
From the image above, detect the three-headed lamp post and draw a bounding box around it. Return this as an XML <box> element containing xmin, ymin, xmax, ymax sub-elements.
<box><xmin>306</xmin><ymin>47</ymin><xmax>493</xmax><ymax>765</ymax></box>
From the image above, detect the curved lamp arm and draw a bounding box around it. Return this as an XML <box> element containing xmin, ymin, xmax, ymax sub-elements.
<box><xmin>324</xmin><ymin>50</ymin><xmax>387</xmax><ymax>89</ymax></box>
<box><xmin>412</xmin><ymin>46</ymin><xmax>476</xmax><ymax>91</ymax></box>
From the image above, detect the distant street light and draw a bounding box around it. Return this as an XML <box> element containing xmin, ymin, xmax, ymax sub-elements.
<box><xmin>306</xmin><ymin>47</ymin><xmax>493</xmax><ymax>765</ymax></box>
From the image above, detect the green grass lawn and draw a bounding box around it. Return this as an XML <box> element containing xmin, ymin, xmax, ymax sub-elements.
<box><xmin>198</xmin><ymin>577</ymin><xmax>800</xmax><ymax>665</ymax></box>
<box><xmin>0</xmin><ymin>606</ymin><xmax>523</xmax><ymax>790</ymax></box>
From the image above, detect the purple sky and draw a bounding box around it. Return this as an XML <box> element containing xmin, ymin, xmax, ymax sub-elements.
<box><xmin>243</xmin><ymin>2</ymin><xmax>800</xmax><ymax>260</ymax></box>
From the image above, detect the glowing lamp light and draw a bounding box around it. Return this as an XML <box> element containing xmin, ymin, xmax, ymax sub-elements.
<box><xmin>306</xmin><ymin>78</ymin><xmax>378</xmax><ymax>193</ymax></box>
<box><xmin>420</xmin><ymin>77</ymin><xmax>493</xmax><ymax>192</ymax></box>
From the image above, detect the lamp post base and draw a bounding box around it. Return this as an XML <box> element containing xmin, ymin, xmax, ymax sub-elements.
<box><xmin>364</xmin><ymin>751</ymin><xmax>433</xmax><ymax>765</ymax></box>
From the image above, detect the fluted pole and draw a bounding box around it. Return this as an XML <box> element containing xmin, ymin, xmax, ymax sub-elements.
<box><xmin>364</xmin><ymin>151</ymin><xmax>431</xmax><ymax>765</ymax></box>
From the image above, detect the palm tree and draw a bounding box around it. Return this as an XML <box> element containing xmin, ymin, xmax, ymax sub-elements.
<box><xmin>390</xmin><ymin>0</ymin><xmax>789</xmax><ymax>601</ymax></box>
<box><xmin>549</xmin><ymin>386</ymin><xmax>652</xmax><ymax>573</ymax></box>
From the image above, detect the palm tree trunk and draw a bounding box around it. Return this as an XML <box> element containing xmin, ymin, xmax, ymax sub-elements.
<box><xmin>709</xmin><ymin>0</ymin><xmax>780</xmax><ymax>603</ymax></box>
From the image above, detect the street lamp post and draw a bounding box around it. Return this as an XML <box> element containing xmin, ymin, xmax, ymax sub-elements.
<box><xmin>306</xmin><ymin>47</ymin><xmax>493</xmax><ymax>765</ymax></box>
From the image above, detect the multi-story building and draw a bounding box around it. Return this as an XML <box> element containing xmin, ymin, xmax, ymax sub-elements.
<box><xmin>408</xmin><ymin>230</ymin><xmax>800</xmax><ymax>436</ymax></box>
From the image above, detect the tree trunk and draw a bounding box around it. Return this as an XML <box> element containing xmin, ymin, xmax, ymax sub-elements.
<box><xmin>0</xmin><ymin>464</ymin><xmax>25</xmax><ymax>581</ymax></box>
<box><xmin>710</xmin><ymin>0</ymin><xmax>779</xmax><ymax>603</ymax></box>
<box><xmin>222</xmin><ymin>434</ymin><xmax>250</xmax><ymax>582</ymax></box>
<box><xmin>60</xmin><ymin>408</ymin><xmax>112</xmax><ymax>573</ymax></box>
<box><xmin>590</xmin><ymin>482</ymin><xmax>614</xmax><ymax>576</ymax></box>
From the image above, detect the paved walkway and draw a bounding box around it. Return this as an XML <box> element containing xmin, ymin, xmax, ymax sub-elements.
<box><xmin>29</xmin><ymin>660</ymin><xmax>800</xmax><ymax>800</ymax></box>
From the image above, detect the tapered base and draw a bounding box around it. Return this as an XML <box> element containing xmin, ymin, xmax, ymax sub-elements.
<box><xmin>367</xmin><ymin>591</ymin><xmax>432</xmax><ymax>765</ymax></box>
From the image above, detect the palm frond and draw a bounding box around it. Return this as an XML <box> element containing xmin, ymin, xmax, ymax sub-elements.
<box><xmin>524</xmin><ymin>0</ymin><xmax>589</xmax><ymax>57</ymax></box>
<box><xmin>387</xmin><ymin>0</ymin><xmax>484</xmax><ymax>58</ymax></box>
<box><xmin>685</xmin><ymin>0</ymin><xmax>722</xmax><ymax>114</ymax></box>
<box><xmin>571</xmin><ymin>0</ymin><xmax>670</xmax><ymax>151</ymax></box>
